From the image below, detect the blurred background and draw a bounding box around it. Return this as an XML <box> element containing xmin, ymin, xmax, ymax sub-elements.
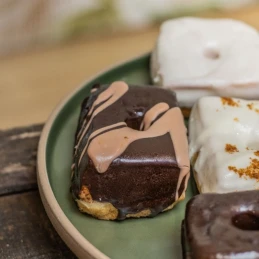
<box><xmin>1</xmin><ymin>0</ymin><xmax>259</xmax><ymax>129</ymax></box>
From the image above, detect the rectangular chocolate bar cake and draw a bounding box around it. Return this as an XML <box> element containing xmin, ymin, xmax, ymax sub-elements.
<box><xmin>71</xmin><ymin>81</ymin><xmax>189</xmax><ymax>220</ymax></box>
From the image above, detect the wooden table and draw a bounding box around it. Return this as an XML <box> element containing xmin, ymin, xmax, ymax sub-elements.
<box><xmin>1</xmin><ymin>6</ymin><xmax>259</xmax><ymax>258</ymax></box>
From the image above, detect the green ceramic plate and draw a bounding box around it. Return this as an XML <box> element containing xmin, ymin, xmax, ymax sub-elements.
<box><xmin>37</xmin><ymin>53</ymin><xmax>194</xmax><ymax>259</ymax></box>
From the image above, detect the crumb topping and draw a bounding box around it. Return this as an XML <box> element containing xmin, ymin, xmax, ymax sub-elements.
<box><xmin>228</xmin><ymin>158</ymin><xmax>259</xmax><ymax>180</ymax></box>
<box><xmin>234</xmin><ymin>117</ymin><xmax>239</xmax><ymax>122</ymax></box>
<box><xmin>247</xmin><ymin>103</ymin><xmax>254</xmax><ymax>110</ymax></box>
<box><xmin>255</xmin><ymin>151</ymin><xmax>259</xmax><ymax>157</ymax></box>
<box><xmin>221</xmin><ymin>97</ymin><xmax>239</xmax><ymax>107</ymax></box>
<box><xmin>79</xmin><ymin>185</ymin><xmax>93</xmax><ymax>202</ymax></box>
<box><xmin>246</xmin><ymin>103</ymin><xmax>259</xmax><ymax>113</ymax></box>
<box><xmin>225</xmin><ymin>144</ymin><xmax>239</xmax><ymax>154</ymax></box>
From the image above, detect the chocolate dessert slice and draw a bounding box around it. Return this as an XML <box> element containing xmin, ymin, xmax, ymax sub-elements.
<box><xmin>182</xmin><ymin>191</ymin><xmax>259</xmax><ymax>259</ymax></box>
<box><xmin>71</xmin><ymin>81</ymin><xmax>189</xmax><ymax>220</ymax></box>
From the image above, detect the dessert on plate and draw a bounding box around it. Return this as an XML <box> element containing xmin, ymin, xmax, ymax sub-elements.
<box><xmin>151</xmin><ymin>17</ymin><xmax>259</xmax><ymax>109</ymax></box>
<box><xmin>71</xmin><ymin>81</ymin><xmax>190</xmax><ymax>220</ymax></box>
<box><xmin>189</xmin><ymin>96</ymin><xmax>259</xmax><ymax>193</ymax></box>
<box><xmin>182</xmin><ymin>191</ymin><xmax>259</xmax><ymax>259</ymax></box>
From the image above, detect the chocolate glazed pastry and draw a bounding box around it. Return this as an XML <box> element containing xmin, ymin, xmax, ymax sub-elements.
<box><xmin>182</xmin><ymin>191</ymin><xmax>259</xmax><ymax>259</ymax></box>
<box><xmin>71</xmin><ymin>81</ymin><xmax>190</xmax><ymax>220</ymax></box>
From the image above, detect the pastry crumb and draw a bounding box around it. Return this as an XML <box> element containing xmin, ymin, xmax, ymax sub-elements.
<box><xmin>247</xmin><ymin>103</ymin><xmax>254</xmax><ymax>110</ymax></box>
<box><xmin>225</xmin><ymin>144</ymin><xmax>239</xmax><ymax>154</ymax></box>
<box><xmin>79</xmin><ymin>185</ymin><xmax>93</xmax><ymax>203</ymax></box>
<box><xmin>246</xmin><ymin>103</ymin><xmax>259</xmax><ymax>113</ymax></box>
<box><xmin>228</xmin><ymin>158</ymin><xmax>259</xmax><ymax>180</ymax></box>
<box><xmin>233</xmin><ymin>117</ymin><xmax>239</xmax><ymax>122</ymax></box>
<box><xmin>254</xmin><ymin>151</ymin><xmax>259</xmax><ymax>157</ymax></box>
<box><xmin>221</xmin><ymin>97</ymin><xmax>239</xmax><ymax>107</ymax></box>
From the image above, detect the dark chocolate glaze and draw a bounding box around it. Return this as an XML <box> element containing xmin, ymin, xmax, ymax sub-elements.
<box><xmin>72</xmin><ymin>84</ymin><xmax>186</xmax><ymax>220</ymax></box>
<box><xmin>183</xmin><ymin>191</ymin><xmax>259</xmax><ymax>259</ymax></box>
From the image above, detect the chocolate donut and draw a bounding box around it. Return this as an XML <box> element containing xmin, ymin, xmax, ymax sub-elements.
<box><xmin>182</xmin><ymin>191</ymin><xmax>259</xmax><ymax>259</ymax></box>
<box><xmin>71</xmin><ymin>81</ymin><xmax>190</xmax><ymax>220</ymax></box>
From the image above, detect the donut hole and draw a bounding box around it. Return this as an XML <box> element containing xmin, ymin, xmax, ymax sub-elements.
<box><xmin>125</xmin><ymin>108</ymin><xmax>145</xmax><ymax>130</ymax></box>
<box><xmin>232</xmin><ymin>212</ymin><xmax>259</xmax><ymax>231</ymax></box>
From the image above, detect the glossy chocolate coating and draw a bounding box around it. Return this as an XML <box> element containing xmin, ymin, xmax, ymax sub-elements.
<box><xmin>182</xmin><ymin>191</ymin><xmax>259</xmax><ymax>259</ymax></box>
<box><xmin>72</xmin><ymin>84</ymin><xmax>184</xmax><ymax>220</ymax></box>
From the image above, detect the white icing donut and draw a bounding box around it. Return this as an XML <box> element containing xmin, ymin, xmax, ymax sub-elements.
<box><xmin>189</xmin><ymin>96</ymin><xmax>259</xmax><ymax>193</ymax></box>
<box><xmin>151</xmin><ymin>17</ymin><xmax>259</xmax><ymax>107</ymax></box>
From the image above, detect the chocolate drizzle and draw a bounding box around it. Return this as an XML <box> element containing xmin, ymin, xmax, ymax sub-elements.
<box><xmin>76</xmin><ymin>81</ymin><xmax>128</xmax><ymax>147</ymax></box>
<box><xmin>78</xmin><ymin>122</ymin><xmax>127</xmax><ymax>164</ymax></box>
<box><xmin>140</xmin><ymin>102</ymin><xmax>169</xmax><ymax>130</ymax></box>
<box><xmin>71</xmin><ymin>82</ymin><xmax>190</xmax><ymax>220</ymax></box>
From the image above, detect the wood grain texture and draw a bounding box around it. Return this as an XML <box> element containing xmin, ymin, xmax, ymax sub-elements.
<box><xmin>1</xmin><ymin>5</ymin><xmax>259</xmax><ymax>129</ymax></box>
<box><xmin>0</xmin><ymin>124</ymin><xmax>43</xmax><ymax>195</ymax></box>
<box><xmin>0</xmin><ymin>125</ymin><xmax>76</xmax><ymax>258</ymax></box>
<box><xmin>0</xmin><ymin>191</ymin><xmax>76</xmax><ymax>259</ymax></box>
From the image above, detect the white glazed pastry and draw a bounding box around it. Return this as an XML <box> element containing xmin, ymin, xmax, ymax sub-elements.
<box><xmin>189</xmin><ymin>96</ymin><xmax>259</xmax><ymax>193</ymax></box>
<box><xmin>151</xmin><ymin>17</ymin><xmax>259</xmax><ymax>107</ymax></box>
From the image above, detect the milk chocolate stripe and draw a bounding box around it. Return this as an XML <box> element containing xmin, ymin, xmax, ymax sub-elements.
<box><xmin>76</xmin><ymin>97</ymin><xmax>112</xmax><ymax>150</ymax></box>
<box><xmin>76</xmin><ymin>81</ymin><xmax>129</xmax><ymax>150</ymax></box>
<box><xmin>87</xmin><ymin>107</ymin><xmax>189</xmax><ymax>198</ymax></box>
<box><xmin>167</xmin><ymin>109</ymin><xmax>189</xmax><ymax>200</ymax></box>
<box><xmin>78</xmin><ymin>122</ymin><xmax>127</xmax><ymax>165</ymax></box>
<box><xmin>76</xmin><ymin>92</ymin><xmax>111</xmax><ymax>143</ymax></box>
<box><xmin>76</xmin><ymin>97</ymin><xmax>113</xmax><ymax>144</ymax></box>
<box><xmin>140</xmin><ymin>102</ymin><xmax>169</xmax><ymax>130</ymax></box>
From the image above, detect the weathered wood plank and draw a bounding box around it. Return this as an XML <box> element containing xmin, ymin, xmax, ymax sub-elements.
<box><xmin>0</xmin><ymin>124</ymin><xmax>43</xmax><ymax>195</ymax></box>
<box><xmin>0</xmin><ymin>191</ymin><xmax>76</xmax><ymax>258</ymax></box>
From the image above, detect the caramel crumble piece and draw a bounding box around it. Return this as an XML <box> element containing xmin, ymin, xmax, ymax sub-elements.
<box><xmin>247</xmin><ymin>103</ymin><xmax>254</xmax><ymax>110</ymax></box>
<box><xmin>255</xmin><ymin>151</ymin><xmax>259</xmax><ymax>157</ymax></box>
<box><xmin>246</xmin><ymin>103</ymin><xmax>259</xmax><ymax>113</ymax></box>
<box><xmin>79</xmin><ymin>185</ymin><xmax>93</xmax><ymax>202</ymax></box>
<box><xmin>233</xmin><ymin>117</ymin><xmax>239</xmax><ymax>122</ymax></box>
<box><xmin>225</xmin><ymin>144</ymin><xmax>239</xmax><ymax>154</ymax></box>
<box><xmin>221</xmin><ymin>97</ymin><xmax>239</xmax><ymax>107</ymax></box>
<box><xmin>228</xmin><ymin>158</ymin><xmax>259</xmax><ymax>180</ymax></box>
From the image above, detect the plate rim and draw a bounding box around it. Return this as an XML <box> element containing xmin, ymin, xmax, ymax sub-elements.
<box><xmin>37</xmin><ymin>52</ymin><xmax>150</xmax><ymax>259</ymax></box>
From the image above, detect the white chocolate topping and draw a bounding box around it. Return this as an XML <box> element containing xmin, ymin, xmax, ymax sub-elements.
<box><xmin>189</xmin><ymin>96</ymin><xmax>259</xmax><ymax>193</ymax></box>
<box><xmin>151</xmin><ymin>17</ymin><xmax>259</xmax><ymax>107</ymax></box>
